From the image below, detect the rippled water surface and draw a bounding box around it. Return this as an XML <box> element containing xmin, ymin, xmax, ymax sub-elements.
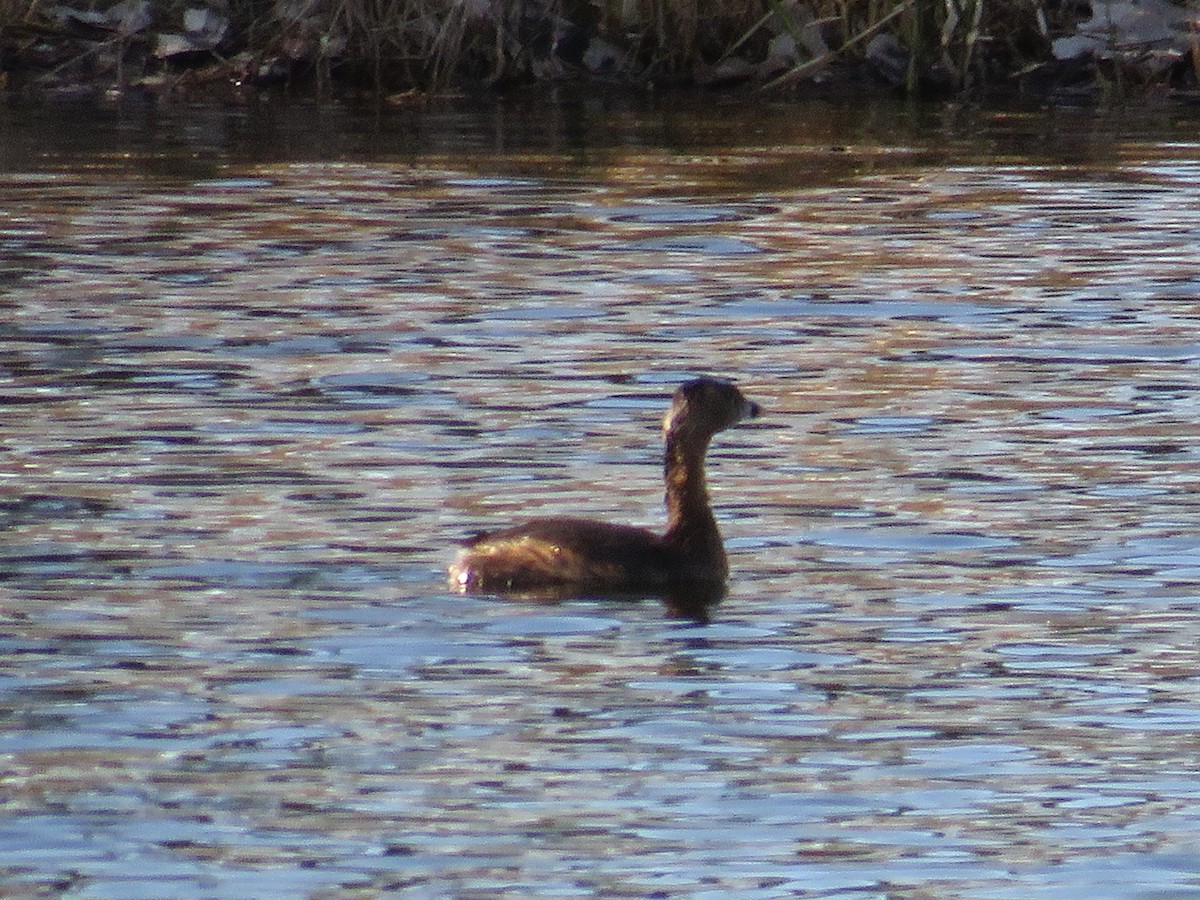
<box><xmin>3</xmin><ymin>96</ymin><xmax>1200</xmax><ymax>897</ymax></box>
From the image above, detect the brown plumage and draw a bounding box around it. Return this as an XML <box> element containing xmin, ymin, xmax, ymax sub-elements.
<box><xmin>448</xmin><ymin>378</ymin><xmax>761</xmax><ymax>596</ymax></box>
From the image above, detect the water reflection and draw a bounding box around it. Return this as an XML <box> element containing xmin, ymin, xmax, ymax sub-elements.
<box><xmin>3</xmin><ymin>99</ymin><xmax>1200</xmax><ymax>897</ymax></box>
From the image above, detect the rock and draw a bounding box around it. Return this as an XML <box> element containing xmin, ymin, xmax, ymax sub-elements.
<box><xmin>756</xmin><ymin>3</ymin><xmax>830</xmax><ymax>81</ymax></box>
<box><xmin>155</xmin><ymin>6</ymin><xmax>229</xmax><ymax>58</ymax></box>
<box><xmin>866</xmin><ymin>32</ymin><xmax>910</xmax><ymax>86</ymax></box>
<box><xmin>581</xmin><ymin>36</ymin><xmax>631</xmax><ymax>76</ymax></box>
<box><xmin>56</xmin><ymin>0</ymin><xmax>152</xmax><ymax>35</ymax></box>
<box><xmin>1053</xmin><ymin>0</ymin><xmax>1200</xmax><ymax>59</ymax></box>
<box><xmin>695</xmin><ymin>55</ymin><xmax>757</xmax><ymax>87</ymax></box>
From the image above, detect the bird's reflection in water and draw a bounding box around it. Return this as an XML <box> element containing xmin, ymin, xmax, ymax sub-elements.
<box><xmin>475</xmin><ymin>580</ymin><xmax>726</xmax><ymax>624</ymax></box>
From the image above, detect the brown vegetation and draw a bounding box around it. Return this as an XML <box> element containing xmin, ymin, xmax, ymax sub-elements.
<box><xmin>1</xmin><ymin>0</ymin><xmax>1197</xmax><ymax>100</ymax></box>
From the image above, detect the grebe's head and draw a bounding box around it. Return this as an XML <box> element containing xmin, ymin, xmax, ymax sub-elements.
<box><xmin>663</xmin><ymin>377</ymin><xmax>761</xmax><ymax>439</ymax></box>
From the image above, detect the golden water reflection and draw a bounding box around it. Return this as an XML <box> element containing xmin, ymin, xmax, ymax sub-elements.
<box><xmin>2</xmin><ymin>99</ymin><xmax>1200</xmax><ymax>896</ymax></box>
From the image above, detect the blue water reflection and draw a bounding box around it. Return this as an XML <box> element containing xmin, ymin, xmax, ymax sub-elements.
<box><xmin>2</xmin><ymin>99</ymin><xmax>1200</xmax><ymax>898</ymax></box>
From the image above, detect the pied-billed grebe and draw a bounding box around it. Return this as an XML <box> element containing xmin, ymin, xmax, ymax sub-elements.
<box><xmin>449</xmin><ymin>377</ymin><xmax>761</xmax><ymax>595</ymax></box>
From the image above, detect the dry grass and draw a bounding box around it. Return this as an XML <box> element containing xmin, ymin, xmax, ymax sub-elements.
<box><xmin>0</xmin><ymin>0</ymin><xmax>1053</xmax><ymax>94</ymax></box>
<box><xmin>0</xmin><ymin>0</ymin><xmax>42</xmax><ymax>21</ymax></box>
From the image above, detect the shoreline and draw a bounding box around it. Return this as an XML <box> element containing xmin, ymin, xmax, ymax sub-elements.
<box><xmin>3</xmin><ymin>0</ymin><xmax>1199</xmax><ymax>106</ymax></box>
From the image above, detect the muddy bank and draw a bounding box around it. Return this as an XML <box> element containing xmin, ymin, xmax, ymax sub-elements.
<box><xmin>2</xmin><ymin>0</ymin><xmax>1199</xmax><ymax>104</ymax></box>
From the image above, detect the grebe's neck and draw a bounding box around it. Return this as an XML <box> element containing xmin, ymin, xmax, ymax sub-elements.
<box><xmin>662</xmin><ymin>428</ymin><xmax>726</xmax><ymax>576</ymax></box>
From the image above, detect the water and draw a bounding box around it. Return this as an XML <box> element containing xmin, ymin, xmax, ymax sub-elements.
<box><xmin>2</xmin><ymin>94</ymin><xmax>1200</xmax><ymax>897</ymax></box>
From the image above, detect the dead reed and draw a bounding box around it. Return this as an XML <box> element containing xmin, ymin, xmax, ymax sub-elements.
<box><xmin>0</xmin><ymin>0</ymin><xmax>1105</xmax><ymax>96</ymax></box>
